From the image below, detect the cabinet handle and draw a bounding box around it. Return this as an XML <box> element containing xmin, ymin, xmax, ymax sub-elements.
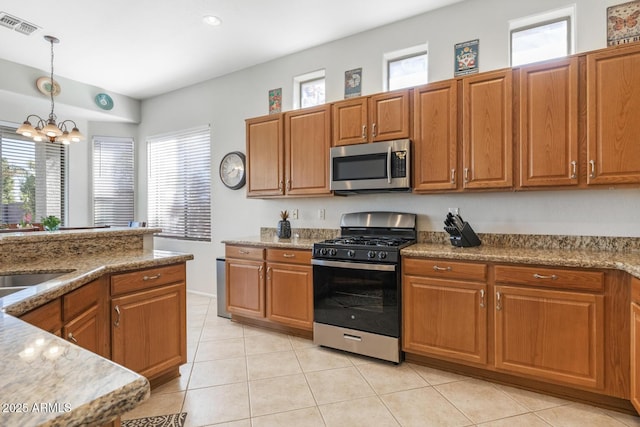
<box><xmin>143</xmin><ymin>274</ymin><xmax>161</xmax><ymax>281</ymax></box>
<box><xmin>362</xmin><ymin>125</ymin><xmax>367</xmax><ymax>140</ymax></box>
<box><xmin>464</xmin><ymin>168</ymin><xmax>469</xmax><ymax>183</ymax></box>
<box><xmin>451</xmin><ymin>169</ymin><xmax>456</xmax><ymax>184</ymax></box>
<box><xmin>114</xmin><ymin>305</ymin><xmax>121</xmax><ymax>327</ymax></box>
<box><xmin>480</xmin><ymin>289</ymin><xmax>485</xmax><ymax>308</ymax></box>
<box><xmin>372</xmin><ymin>123</ymin><xmax>377</xmax><ymax>137</ymax></box>
<box><xmin>283</xmin><ymin>253</ymin><xmax>295</xmax><ymax>258</ymax></box>
<box><xmin>533</xmin><ymin>273</ymin><xmax>558</xmax><ymax>280</ymax></box>
<box><xmin>570</xmin><ymin>161</ymin><xmax>577</xmax><ymax>179</ymax></box>
<box><xmin>496</xmin><ymin>292</ymin><xmax>502</xmax><ymax>311</ymax></box>
<box><xmin>267</xmin><ymin>266</ymin><xmax>272</xmax><ymax>280</ymax></box>
<box><xmin>286</xmin><ymin>179</ymin><xmax>291</xmax><ymax>191</ymax></box>
<box><xmin>67</xmin><ymin>332</ymin><xmax>78</xmax><ymax>344</ymax></box>
<box><xmin>589</xmin><ymin>160</ymin><xmax>596</xmax><ymax>178</ymax></box>
<box><xmin>278</xmin><ymin>180</ymin><xmax>284</xmax><ymax>194</ymax></box>
<box><xmin>258</xmin><ymin>265</ymin><xmax>264</xmax><ymax>281</ymax></box>
<box><xmin>238</xmin><ymin>249</ymin><xmax>250</xmax><ymax>254</ymax></box>
<box><xmin>432</xmin><ymin>265</ymin><xmax>452</xmax><ymax>272</ymax></box>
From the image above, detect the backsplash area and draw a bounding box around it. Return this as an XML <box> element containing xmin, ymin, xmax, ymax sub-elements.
<box><xmin>262</xmin><ymin>227</ymin><xmax>640</xmax><ymax>252</ymax></box>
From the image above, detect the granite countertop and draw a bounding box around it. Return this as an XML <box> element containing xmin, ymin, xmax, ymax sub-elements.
<box><xmin>0</xmin><ymin>247</ymin><xmax>194</xmax><ymax>427</ymax></box>
<box><xmin>402</xmin><ymin>243</ymin><xmax>640</xmax><ymax>279</ymax></box>
<box><xmin>222</xmin><ymin>236</ymin><xmax>318</xmax><ymax>250</ymax></box>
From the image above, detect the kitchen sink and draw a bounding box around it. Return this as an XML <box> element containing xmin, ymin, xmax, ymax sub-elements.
<box><xmin>0</xmin><ymin>272</ymin><xmax>69</xmax><ymax>298</ymax></box>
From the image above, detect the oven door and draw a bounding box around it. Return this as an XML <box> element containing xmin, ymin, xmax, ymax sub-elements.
<box><xmin>312</xmin><ymin>259</ymin><xmax>400</xmax><ymax>337</ymax></box>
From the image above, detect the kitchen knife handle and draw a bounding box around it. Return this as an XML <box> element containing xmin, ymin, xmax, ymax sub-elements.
<box><xmin>589</xmin><ymin>160</ymin><xmax>596</xmax><ymax>178</ymax></box>
<box><xmin>362</xmin><ymin>125</ymin><xmax>367</xmax><ymax>140</ymax></box>
<box><xmin>451</xmin><ymin>169</ymin><xmax>456</xmax><ymax>184</ymax></box>
<box><xmin>570</xmin><ymin>161</ymin><xmax>577</xmax><ymax>179</ymax></box>
<box><xmin>479</xmin><ymin>289</ymin><xmax>485</xmax><ymax>308</ymax></box>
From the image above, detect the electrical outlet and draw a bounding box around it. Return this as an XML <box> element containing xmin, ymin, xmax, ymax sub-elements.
<box><xmin>318</xmin><ymin>208</ymin><xmax>325</xmax><ymax>220</ymax></box>
<box><xmin>292</xmin><ymin>209</ymin><xmax>299</xmax><ymax>220</ymax></box>
<box><xmin>448</xmin><ymin>207</ymin><xmax>459</xmax><ymax>216</ymax></box>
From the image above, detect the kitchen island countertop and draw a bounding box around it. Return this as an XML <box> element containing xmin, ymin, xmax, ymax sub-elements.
<box><xmin>0</xmin><ymin>228</ymin><xmax>193</xmax><ymax>427</ymax></box>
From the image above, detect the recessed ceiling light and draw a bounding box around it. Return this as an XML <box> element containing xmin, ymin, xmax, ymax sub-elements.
<box><xmin>203</xmin><ymin>15</ymin><xmax>222</xmax><ymax>26</ymax></box>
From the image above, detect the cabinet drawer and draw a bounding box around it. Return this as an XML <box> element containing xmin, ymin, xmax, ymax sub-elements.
<box><xmin>20</xmin><ymin>299</ymin><xmax>62</xmax><ymax>334</ymax></box>
<box><xmin>632</xmin><ymin>277</ymin><xmax>640</xmax><ymax>304</ymax></box>
<box><xmin>111</xmin><ymin>263</ymin><xmax>185</xmax><ymax>296</ymax></box>
<box><xmin>63</xmin><ymin>278</ymin><xmax>101</xmax><ymax>321</ymax></box>
<box><xmin>403</xmin><ymin>258</ymin><xmax>487</xmax><ymax>281</ymax></box>
<box><xmin>266</xmin><ymin>248</ymin><xmax>311</xmax><ymax>265</ymax></box>
<box><xmin>494</xmin><ymin>265</ymin><xmax>604</xmax><ymax>292</ymax></box>
<box><xmin>226</xmin><ymin>245</ymin><xmax>265</xmax><ymax>261</ymax></box>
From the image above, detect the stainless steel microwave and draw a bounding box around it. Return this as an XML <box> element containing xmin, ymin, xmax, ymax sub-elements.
<box><xmin>330</xmin><ymin>139</ymin><xmax>411</xmax><ymax>194</ymax></box>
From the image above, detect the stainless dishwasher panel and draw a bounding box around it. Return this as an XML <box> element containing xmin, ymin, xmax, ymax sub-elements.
<box><xmin>216</xmin><ymin>257</ymin><xmax>231</xmax><ymax>318</ymax></box>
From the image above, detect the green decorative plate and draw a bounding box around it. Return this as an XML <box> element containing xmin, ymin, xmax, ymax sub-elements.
<box><xmin>95</xmin><ymin>93</ymin><xmax>114</xmax><ymax>110</ymax></box>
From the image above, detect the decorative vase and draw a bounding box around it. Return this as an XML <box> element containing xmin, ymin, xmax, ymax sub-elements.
<box><xmin>276</xmin><ymin>219</ymin><xmax>291</xmax><ymax>239</ymax></box>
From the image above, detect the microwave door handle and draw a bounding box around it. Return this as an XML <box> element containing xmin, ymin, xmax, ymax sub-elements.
<box><xmin>387</xmin><ymin>146</ymin><xmax>392</xmax><ymax>183</ymax></box>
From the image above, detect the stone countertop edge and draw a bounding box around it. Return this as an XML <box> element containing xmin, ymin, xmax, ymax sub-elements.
<box><xmin>221</xmin><ymin>237</ymin><xmax>640</xmax><ymax>280</ymax></box>
<box><xmin>0</xmin><ymin>226</ymin><xmax>162</xmax><ymax>243</ymax></box>
<box><xmin>0</xmin><ymin>249</ymin><xmax>192</xmax><ymax>427</ymax></box>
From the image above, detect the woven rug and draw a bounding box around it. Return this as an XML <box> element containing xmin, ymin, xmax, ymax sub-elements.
<box><xmin>122</xmin><ymin>412</ymin><xmax>187</xmax><ymax>427</ymax></box>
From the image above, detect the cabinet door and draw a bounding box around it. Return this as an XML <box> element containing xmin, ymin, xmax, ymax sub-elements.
<box><xmin>519</xmin><ymin>58</ymin><xmax>578</xmax><ymax>187</ymax></box>
<box><xmin>63</xmin><ymin>305</ymin><xmax>102</xmax><ymax>356</ymax></box>
<box><xmin>632</xmin><ymin>301</ymin><xmax>640</xmax><ymax>413</ymax></box>
<box><xmin>587</xmin><ymin>45</ymin><xmax>640</xmax><ymax>185</ymax></box>
<box><xmin>413</xmin><ymin>80</ymin><xmax>458</xmax><ymax>191</ymax></box>
<box><xmin>285</xmin><ymin>105</ymin><xmax>332</xmax><ymax>195</ymax></box>
<box><xmin>332</xmin><ymin>97</ymin><xmax>368</xmax><ymax>146</ymax></box>
<box><xmin>246</xmin><ymin>114</ymin><xmax>284</xmax><ymax>196</ymax></box>
<box><xmin>111</xmin><ymin>283</ymin><xmax>186</xmax><ymax>380</ymax></box>
<box><xmin>462</xmin><ymin>69</ymin><xmax>513</xmax><ymax>189</ymax></box>
<box><xmin>495</xmin><ymin>285</ymin><xmax>604</xmax><ymax>389</ymax></box>
<box><xmin>266</xmin><ymin>262</ymin><xmax>313</xmax><ymax>330</ymax></box>
<box><xmin>403</xmin><ymin>275</ymin><xmax>487</xmax><ymax>365</ymax></box>
<box><xmin>369</xmin><ymin>89</ymin><xmax>410</xmax><ymax>142</ymax></box>
<box><xmin>226</xmin><ymin>258</ymin><xmax>265</xmax><ymax>318</ymax></box>
<box><xmin>19</xmin><ymin>299</ymin><xmax>62</xmax><ymax>336</ymax></box>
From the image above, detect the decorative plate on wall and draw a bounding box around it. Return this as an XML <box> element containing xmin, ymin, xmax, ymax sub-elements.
<box><xmin>36</xmin><ymin>77</ymin><xmax>61</xmax><ymax>96</ymax></box>
<box><xmin>95</xmin><ymin>93</ymin><xmax>114</xmax><ymax>110</ymax></box>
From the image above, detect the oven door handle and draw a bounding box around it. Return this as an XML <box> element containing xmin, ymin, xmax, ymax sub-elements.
<box><xmin>311</xmin><ymin>258</ymin><xmax>396</xmax><ymax>272</ymax></box>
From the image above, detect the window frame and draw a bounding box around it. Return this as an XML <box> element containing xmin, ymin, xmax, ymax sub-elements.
<box><xmin>293</xmin><ymin>69</ymin><xmax>326</xmax><ymax>109</ymax></box>
<box><xmin>383</xmin><ymin>43</ymin><xmax>429</xmax><ymax>91</ymax></box>
<box><xmin>146</xmin><ymin>125</ymin><xmax>211</xmax><ymax>242</ymax></box>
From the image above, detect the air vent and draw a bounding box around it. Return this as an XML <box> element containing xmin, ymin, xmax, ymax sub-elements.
<box><xmin>0</xmin><ymin>12</ymin><xmax>39</xmax><ymax>35</ymax></box>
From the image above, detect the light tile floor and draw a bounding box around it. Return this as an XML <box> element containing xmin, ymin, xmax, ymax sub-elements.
<box><xmin>122</xmin><ymin>293</ymin><xmax>640</xmax><ymax>427</ymax></box>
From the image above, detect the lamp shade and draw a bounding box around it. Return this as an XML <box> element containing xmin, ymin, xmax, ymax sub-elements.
<box><xmin>16</xmin><ymin>121</ymin><xmax>38</xmax><ymax>137</ymax></box>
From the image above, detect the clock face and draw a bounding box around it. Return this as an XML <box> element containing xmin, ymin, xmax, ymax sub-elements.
<box><xmin>219</xmin><ymin>152</ymin><xmax>246</xmax><ymax>190</ymax></box>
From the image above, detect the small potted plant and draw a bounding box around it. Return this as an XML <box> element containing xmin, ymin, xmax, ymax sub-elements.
<box><xmin>41</xmin><ymin>215</ymin><xmax>61</xmax><ymax>231</ymax></box>
<box><xmin>276</xmin><ymin>210</ymin><xmax>291</xmax><ymax>239</ymax></box>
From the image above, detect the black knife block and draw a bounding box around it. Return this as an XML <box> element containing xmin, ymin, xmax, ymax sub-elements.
<box><xmin>445</xmin><ymin>222</ymin><xmax>481</xmax><ymax>248</ymax></box>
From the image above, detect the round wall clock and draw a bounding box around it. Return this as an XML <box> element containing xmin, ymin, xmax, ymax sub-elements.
<box><xmin>219</xmin><ymin>151</ymin><xmax>246</xmax><ymax>190</ymax></box>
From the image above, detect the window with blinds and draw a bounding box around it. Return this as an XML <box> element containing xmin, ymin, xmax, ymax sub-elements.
<box><xmin>93</xmin><ymin>136</ymin><xmax>134</xmax><ymax>226</ymax></box>
<box><xmin>147</xmin><ymin>126</ymin><xmax>211</xmax><ymax>241</ymax></box>
<box><xmin>0</xmin><ymin>124</ymin><xmax>66</xmax><ymax>225</ymax></box>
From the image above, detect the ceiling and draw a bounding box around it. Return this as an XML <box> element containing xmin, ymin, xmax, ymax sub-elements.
<box><xmin>0</xmin><ymin>0</ymin><xmax>463</xmax><ymax>100</ymax></box>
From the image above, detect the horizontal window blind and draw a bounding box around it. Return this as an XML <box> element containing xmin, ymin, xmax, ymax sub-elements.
<box><xmin>0</xmin><ymin>124</ymin><xmax>65</xmax><ymax>225</ymax></box>
<box><xmin>147</xmin><ymin>126</ymin><xmax>211</xmax><ymax>241</ymax></box>
<box><xmin>93</xmin><ymin>136</ymin><xmax>134</xmax><ymax>226</ymax></box>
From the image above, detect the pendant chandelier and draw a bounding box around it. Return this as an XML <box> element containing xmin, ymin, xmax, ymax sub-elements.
<box><xmin>16</xmin><ymin>35</ymin><xmax>84</xmax><ymax>145</ymax></box>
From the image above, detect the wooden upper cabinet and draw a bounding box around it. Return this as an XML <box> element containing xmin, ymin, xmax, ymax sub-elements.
<box><xmin>332</xmin><ymin>90</ymin><xmax>410</xmax><ymax>146</ymax></box>
<box><xmin>587</xmin><ymin>45</ymin><xmax>640</xmax><ymax>185</ymax></box>
<box><xmin>462</xmin><ymin>69</ymin><xmax>513</xmax><ymax>189</ymax></box>
<box><xmin>246</xmin><ymin>114</ymin><xmax>284</xmax><ymax>197</ymax></box>
<box><xmin>518</xmin><ymin>57</ymin><xmax>579</xmax><ymax>187</ymax></box>
<box><xmin>413</xmin><ymin>80</ymin><xmax>458</xmax><ymax>191</ymax></box>
<box><xmin>332</xmin><ymin>97</ymin><xmax>368</xmax><ymax>146</ymax></box>
<box><xmin>369</xmin><ymin>89</ymin><xmax>411</xmax><ymax>142</ymax></box>
<box><xmin>284</xmin><ymin>105</ymin><xmax>332</xmax><ymax>196</ymax></box>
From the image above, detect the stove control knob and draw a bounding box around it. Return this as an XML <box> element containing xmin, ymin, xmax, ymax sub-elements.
<box><xmin>367</xmin><ymin>251</ymin><xmax>376</xmax><ymax>259</ymax></box>
<box><xmin>378</xmin><ymin>251</ymin><xmax>387</xmax><ymax>260</ymax></box>
<box><xmin>320</xmin><ymin>248</ymin><xmax>328</xmax><ymax>256</ymax></box>
<box><xmin>329</xmin><ymin>248</ymin><xmax>337</xmax><ymax>256</ymax></box>
<box><xmin>346</xmin><ymin>250</ymin><xmax>355</xmax><ymax>258</ymax></box>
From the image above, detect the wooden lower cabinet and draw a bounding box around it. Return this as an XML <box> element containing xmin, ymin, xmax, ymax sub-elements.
<box><xmin>19</xmin><ymin>299</ymin><xmax>62</xmax><ymax>336</ymax></box>
<box><xmin>111</xmin><ymin>264</ymin><xmax>187</xmax><ymax>382</ymax></box>
<box><xmin>494</xmin><ymin>285</ymin><xmax>604</xmax><ymax>389</ymax></box>
<box><xmin>266</xmin><ymin>249</ymin><xmax>313</xmax><ymax>330</ymax></box>
<box><xmin>226</xmin><ymin>258</ymin><xmax>265</xmax><ymax>318</ymax></box>
<box><xmin>631</xmin><ymin>277</ymin><xmax>640</xmax><ymax>413</ymax></box>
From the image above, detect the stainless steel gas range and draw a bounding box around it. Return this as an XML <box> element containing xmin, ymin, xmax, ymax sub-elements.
<box><xmin>311</xmin><ymin>211</ymin><xmax>417</xmax><ymax>363</ymax></box>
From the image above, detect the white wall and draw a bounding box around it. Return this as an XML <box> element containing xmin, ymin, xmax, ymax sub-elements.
<box><xmin>2</xmin><ymin>0</ymin><xmax>639</xmax><ymax>297</ymax></box>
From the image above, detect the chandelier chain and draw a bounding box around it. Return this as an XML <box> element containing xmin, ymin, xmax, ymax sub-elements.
<box><xmin>48</xmin><ymin>37</ymin><xmax>56</xmax><ymax>122</ymax></box>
